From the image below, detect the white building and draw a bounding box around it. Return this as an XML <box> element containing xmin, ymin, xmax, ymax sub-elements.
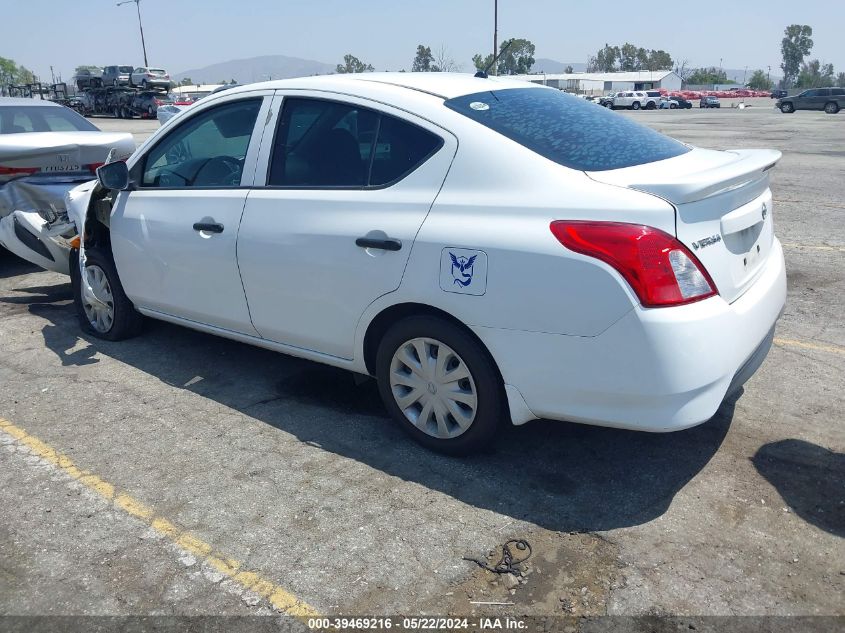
<box><xmin>510</xmin><ymin>70</ymin><xmax>682</xmax><ymax>95</ymax></box>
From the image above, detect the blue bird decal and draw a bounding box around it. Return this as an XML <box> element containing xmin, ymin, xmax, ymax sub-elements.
<box><xmin>450</xmin><ymin>252</ymin><xmax>477</xmax><ymax>287</ymax></box>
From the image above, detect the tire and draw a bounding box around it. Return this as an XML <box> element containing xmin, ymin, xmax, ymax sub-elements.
<box><xmin>375</xmin><ymin>315</ymin><xmax>503</xmax><ymax>455</ymax></box>
<box><xmin>631</xmin><ymin>101</ymin><xmax>641</xmax><ymax>110</ymax></box>
<box><xmin>780</xmin><ymin>102</ymin><xmax>794</xmax><ymax>113</ymax></box>
<box><xmin>824</xmin><ymin>102</ymin><xmax>840</xmax><ymax>114</ymax></box>
<box><xmin>70</xmin><ymin>248</ymin><xmax>143</xmax><ymax>341</ymax></box>
<box><xmin>141</xmin><ymin>80</ymin><xmax>148</xmax><ymax>90</ymax></box>
<box><xmin>645</xmin><ymin>101</ymin><xmax>656</xmax><ymax>110</ymax></box>
<box><xmin>670</xmin><ymin>103</ymin><xmax>677</xmax><ymax>109</ymax></box>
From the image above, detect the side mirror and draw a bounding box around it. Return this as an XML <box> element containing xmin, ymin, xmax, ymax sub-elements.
<box><xmin>96</xmin><ymin>160</ymin><xmax>131</xmax><ymax>191</ymax></box>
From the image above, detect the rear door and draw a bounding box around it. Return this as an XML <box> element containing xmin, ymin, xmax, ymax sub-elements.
<box><xmin>237</xmin><ymin>91</ymin><xmax>457</xmax><ymax>359</ymax></box>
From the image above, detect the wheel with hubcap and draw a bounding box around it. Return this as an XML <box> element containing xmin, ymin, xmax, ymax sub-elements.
<box><xmin>631</xmin><ymin>101</ymin><xmax>640</xmax><ymax>110</ymax></box>
<box><xmin>780</xmin><ymin>102</ymin><xmax>794</xmax><ymax>113</ymax></box>
<box><xmin>71</xmin><ymin>247</ymin><xmax>143</xmax><ymax>341</ymax></box>
<box><xmin>376</xmin><ymin>316</ymin><xmax>503</xmax><ymax>455</ymax></box>
<box><xmin>824</xmin><ymin>102</ymin><xmax>839</xmax><ymax>114</ymax></box>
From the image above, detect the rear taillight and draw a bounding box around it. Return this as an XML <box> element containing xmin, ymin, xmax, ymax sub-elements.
<box><xmin>550</xmin><ymin>221</ymin><xmax>717</xmax><ymax>307</ymax></box>
<box><xmin>87</xmin><ymin>162</ymin><xmax>105</xmax><ymax>173</ymax></box>
<box><xmin>0</xmin><ymin>165</ymin><xmax>39</xmax><ymax>176</ymax></box>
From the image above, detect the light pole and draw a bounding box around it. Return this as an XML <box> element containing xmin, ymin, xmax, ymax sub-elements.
<box><xmin>117</xmin><ymin>0</ymin><xmax>148</xmax><ymax>67</ymax></box>
<box><xmin>492</xmin><ymin>0</ymin><xmax>498</xmax><ymax>76</ymax></box>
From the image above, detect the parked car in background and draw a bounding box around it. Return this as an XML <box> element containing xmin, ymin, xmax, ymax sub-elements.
<box><xmin>102</xmin><ymin>65</ymin><xmax>135</xmax><ymax>87</ymax></box>
<box><xmin>132</xmin><ymin>91</ymin><xmax>168</xmax><ymax>118</ymax></box>
<box><xmin>659</xmin><ymin>97</ymin><xmax>678</xmax><ymax>109</ymax></box>
<box><xmin>599</xmin><ymin>94</ymin><xmax>615</xmax><ymax>108</ymax></box>
<box><xmin>644</xmin><ymin>91</ymin><xmax>663</xmax><ymax>109</ymax></box>
<box><xmin>777</xmin><ymin>88</ymin><xmax>844</xmax><ymax>114</ymax></box>
<box><xmin>73</xmin><ymin>68</ymin><xmax>103</xmax><ymax>90</ymax></box>
<box><xmin>612</xmin><ymin>91</ymin><xmax>652</xmax><ymax>110</ymax></box>
<box><xmin>673</xmin><ymin>97</ymin><xmax>693</xmax><ymax>109</ymax></box>
<box><xmin>0</xmin><ymin>98</ymin><xmax>134</xmax><ymax>272</ymax></box>
<box><xmin>770</xmin><ymin>90</ymin><xmax>788</xmax><ymax>99</ymax></box>
<box><xmin>66</xmin><ymin>74</ymin><xmax>785</xmax><ymax>455</ymax></box>
<box><xmin>700</xmin><ymin>96</ymin><xmax>721</xmax><ymax>108</ymax></box>
<box><xmin>130</xmin><ymin>67</ymin><xmax>171</xmax><ymax>90</ymax></box>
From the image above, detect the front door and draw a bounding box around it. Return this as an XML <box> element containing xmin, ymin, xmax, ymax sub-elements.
<box><xmin>237</xmin><ymin>93</ymin><xmax>457</xmax><ymax>359</ymax></box>
<box><xmin>111</xmin><ymin>94</ymin><xmax>271</xmax><ymax>334</ymax></box>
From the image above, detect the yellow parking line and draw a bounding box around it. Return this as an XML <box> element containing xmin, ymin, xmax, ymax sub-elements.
<box><xmin>774</xmin><ymin>338</ymin><xmax>845</xmax><ymax>356</ymax></box>
<box><xmin>0</xmin><ymin>418</ymin><xmax>319</xmax><ymax>617</ymax></box>
<box><xmin>781</xmin><ymin>243</ymin><xmax>845</xmax><ymax>252</ymax></box>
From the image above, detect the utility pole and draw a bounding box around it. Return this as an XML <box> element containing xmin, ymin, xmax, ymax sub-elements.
<box><xmin>117</xmin><ymin>0</ymin><xmax>148</xmax><ymax>67</ymax></box>
<box><xmin>492</xmin><ymin>0</ymin><xmax>498</xmax><ymax>76</ymax></box>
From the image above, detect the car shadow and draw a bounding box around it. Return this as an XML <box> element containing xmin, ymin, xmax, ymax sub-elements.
<box><xmin>752</xmin><ymin>439</ymin><xmax>845</xmax><ymax>538</ymax></box>
<box><xmin>28</xmin><ymin>299</ymin><xmax>736</xmax><ymax>533</ymax></box>
<box><xmin>0</xmin><ymin>248</ymin><xmax>41</xmax><ymax>279</ymax></box>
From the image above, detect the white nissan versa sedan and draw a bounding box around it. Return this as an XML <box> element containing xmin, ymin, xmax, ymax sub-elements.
<box><xmin>67</xmin><ymin>73</ymin><xmax>786</xmax><ymax>454</ymax></box>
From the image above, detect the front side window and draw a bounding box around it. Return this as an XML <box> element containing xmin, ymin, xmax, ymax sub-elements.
<box><xmin>445</xmin><ymin>87</ymin><xmax>689</xmax><ymax>172</ymax></box>
<box><xmin>268</xmin><ymin>98</ymin><xmax>442</xmax><ymax>188</ymax></box>
<box><xmin>141</xmin><ymin>98</ymin><xmax>261</xmax><ymax>188</ymax></box>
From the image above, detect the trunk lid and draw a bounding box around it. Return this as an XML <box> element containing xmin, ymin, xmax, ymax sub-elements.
<box><xmin>0</xmin><ymin>131</ymin><xmax>134</xmax><ymax>185</ymax></box>
<box><xmin>587</xmin><ymin>147</ymin><xmax>781</xmax><ymax>304</ymax></box>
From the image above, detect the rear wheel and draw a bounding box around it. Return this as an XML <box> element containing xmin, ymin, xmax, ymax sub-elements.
<box><xmin>71</xmin><ymin>248</ymin><xmax>143</xmax><ymax>341</ymax></box>
<box><xmin>376</xmin><ymin>316</ymin><xmax>503</xmax><ymax>455</ymax></box>
<box><xmin>824</xmin><ymin>102</ymin><xmax>840</xmax><ymax>114</ymax></box>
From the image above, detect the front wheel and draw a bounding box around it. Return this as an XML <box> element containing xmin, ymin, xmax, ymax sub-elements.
<box><xmin>631</xmin><ymin>102</ymin><xmax>641</xmax><ymax>110</ymax></box>
<box><xmin>376</xmin><ymin>316</ymin><xmax>503</xmax><ymax>455</ymax></box>
<box><xmin>780</xmin><ymin>102</ymin><xmax>794</xmax><ymax>113</ymax></box>
<box><xmin>71</xmin><ymin>248</ymin><xmax>144</xmax><ymax>341</ymax></box>
<box><xmin>824</xmin><ymin>102</ymin><xmax>840</xmax><ymax>114</ymax></box>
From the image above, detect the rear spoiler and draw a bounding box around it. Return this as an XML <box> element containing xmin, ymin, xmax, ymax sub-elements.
<box><xmin>586</xmin><ymin>149</ymin><xmax>782</xmax><ymax>205</ymax></box>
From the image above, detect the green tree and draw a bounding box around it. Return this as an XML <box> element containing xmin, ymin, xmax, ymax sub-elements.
<box><xmin>473</xmin><ymin>37</ymin><xmax>535</xmax><ymax>75</ymax></box>
<box><xmin>619</xmin><ymin>43</ymin><xmax>638</xmax><ymax>71</ymax></box>
<box><xmin>747</xmin><ymin>69</ymin><xmax>772</xmax><ymax>90</ymax></box>
<box><xmin>564</xmin><ymin>65</ymin><xmax>574</xmax><ymax>74</ymax></box>
<box><xmin>780</xmin><ymin>24</ymin><xmax>813</xmax><ymax>87</ymax></box>
<box><xmin>497</xmin><ymin>38</ymin><xmax>535</xmax><ymax>75</ymax></box>
<box><xmin>412</xmin><ymin>45</ymin><xmax>435</xmax><ymax>72</ymax></box>
<box><xmin>180</xmin><ymin>77</ymin><xmax>193</xmax><ymax>86</ymax></box>
<box><xmin>837</xmin><ymin>72</ymin><xmax>845</xmax><ymax>86</ymax></box>
<box><xmin>687</xmin><ymin>67</ymin><xmax>730</xmax><ymax>85</ymax></box>
<box><xmin>587</xmin><ymin>44</ymin><xmax>620</xmax><ymax>72</ymax></box>
<box><xmin>472</xmin><ymin>53</ymin><xmax>493</xmax><ymax>73</ymax></box>
<box><xmin>74</xmin><ymin>65</ymin><xmax>101</xmax><ymax>75</ymax></box>
<box><xmin>336</xmin><ymin>54</ymin><xmax>374</xmax><ymax>74</ymax></box>
<box><xmin>647</xmin><ymin>50</ymin><xmax>673</xmax><ymax>71</ymax></box>
<box><xmin>796</xmin><ymin>59</ymin><xmax>835</xmax><ymax>88</ymax></box>
<box><xmin>0</xmin><ymin>57</ymin><xmax>36</xmax><ymax>89</ymax></box>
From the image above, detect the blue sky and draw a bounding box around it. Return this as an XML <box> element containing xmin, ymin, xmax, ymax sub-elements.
<box><xmin>5</xmin><ymin>0</ymin><xmax>843</xmax><ymax>81</ymax></box>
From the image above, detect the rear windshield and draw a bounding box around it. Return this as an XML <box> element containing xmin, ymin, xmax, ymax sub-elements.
<box><xmin>119</xmin><ymin>66</ymin><xmax>133</xmax><ymax>73</ymax></box>
<box><xmin>150</xmin><ymin>69</ymin><xmax>166</xmax><ymax>74</ymax></box>
<box><xmin>0</xmin><ymin>105</ymin><xmax>99</xmax><ymax>133</ymax></box>
<box><xmin>444</xmin><ymin>87</ymin><xmax>689</xmax><ymax>172</ymax></box>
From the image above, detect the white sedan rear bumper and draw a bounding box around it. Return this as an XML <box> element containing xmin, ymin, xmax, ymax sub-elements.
<box><xmin>476</xmin><ymin>238</ymin><xmax>787</xmax><ymax>431</ymax></box>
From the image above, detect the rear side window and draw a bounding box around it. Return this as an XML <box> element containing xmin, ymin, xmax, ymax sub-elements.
<box><xmin>0</xmin><ymin>105</ymin><xmax>99</xmax><ymax>133</ymax></box>
<box><xmin>269</xmin><ymin>97</ymin><xmax>442</xmax><ymax>188</ymax></box>
<box><xmin>445</xmin><ymin>87</ymin><xmax>689</xmax><ymax>172</ymax></box>
<box><xmin>832</xmin><ymin>88</ymin><xmax>845</xmax><ymax>96</ymax></box>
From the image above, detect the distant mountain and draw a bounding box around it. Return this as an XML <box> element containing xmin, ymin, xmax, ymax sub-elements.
<box><xmin>530</xmin><ymin>59</ymin><xmax>587</xmax><ymax>73</ymax></box>
<box><xmin>174</xmin><ymin>55</ymin><xmax>335</xmax><ymax>84</ymax></box>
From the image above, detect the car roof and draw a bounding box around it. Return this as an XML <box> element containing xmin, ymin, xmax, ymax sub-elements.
<box><xmin>224</xmin><ymin>72</ymin><xmax>542</xmax><ymax>100</ymax></box>
<box><xmin>0</xmin><ymin>97</ymin><xmax>63</xmax><ymax>108</ymax></box>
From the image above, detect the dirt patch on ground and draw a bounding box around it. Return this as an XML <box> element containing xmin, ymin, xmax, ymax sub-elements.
<box><xmin>418</xmin><ymin>529</ymin><xmax>624</xmax><ymax>617</ymax></box>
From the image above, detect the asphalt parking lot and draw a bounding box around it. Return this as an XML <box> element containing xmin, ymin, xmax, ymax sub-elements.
<box><xmin>1</xmin><ymin>101</ymin><xmax>843</xmax><ymax>623</ymax></box>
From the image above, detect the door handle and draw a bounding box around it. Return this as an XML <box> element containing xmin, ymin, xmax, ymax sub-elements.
<box><xmin>193</xmin><ymin>222</ymin><xmax>224</xmax><ymax>234</ymax></box>
<box><xmin>355</xmin><ymin>236</ymin><xmax>402</xmax><ymax>251</ymax></box>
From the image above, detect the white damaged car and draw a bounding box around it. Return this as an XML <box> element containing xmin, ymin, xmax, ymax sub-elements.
<box><xmin>66</xmin><ymin>73</ymin><xmax>786</xmax><ymax>454</ymax></box>
<box><xmin>0</xmin><ymin>97</ymin><xmax>134</xmax><ymax>273</ymax></box>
